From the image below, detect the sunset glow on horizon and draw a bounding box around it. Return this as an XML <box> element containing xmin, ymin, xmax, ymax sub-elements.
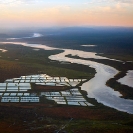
<box><xmin>0</xmin><ymin>0</ymin><xmax>133</xmax><ymax>28</ymax></box>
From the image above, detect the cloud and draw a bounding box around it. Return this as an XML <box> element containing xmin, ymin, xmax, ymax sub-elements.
<box><xmin>113</xmin><ymin>0</ymin><xmax>133</xmax><ymax>3</ymax></box>
<box><xmin>84</xmin><ymin>0</ymin><xmax>133</xmax><ymax>5</ymax></box>
<box><xmin>0</xmin><ymin>0</ymin><xmax>17</xmax><ymax>4</ymax></box>
<box><xmin>0</xmin><ymin>0</ymin><xmax>132</xmax><ymax>27</ymax></box>
<box><xmin>0</xmin><ymin>0</ymin><xmax>43</xmax><ymax>5</ymax></box>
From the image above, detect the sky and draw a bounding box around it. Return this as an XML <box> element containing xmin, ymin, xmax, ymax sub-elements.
<box><xmin>0</xmin><ymin>0</ymin><xmax>133</xmax><ymax>28</ymax></box>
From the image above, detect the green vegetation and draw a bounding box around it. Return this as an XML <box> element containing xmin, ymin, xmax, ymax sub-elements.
<box><xmin>99</xmin><ymin>53</ymin><xmax>133</xmax><ymax>62</ymax></box>
<box><xmin>0</xmin><ymin>44</ymin><xmax>95</xmax><ymax>82</ymax></box>
<box><xmin>0</xmin><ymin>103</ymin><xmax>133</xmax><ymax>133</ymax></box>
<box><xmin>66</xmin><ymin>120</ymin><xmax>133</xmax><ymax>133</ymax></box>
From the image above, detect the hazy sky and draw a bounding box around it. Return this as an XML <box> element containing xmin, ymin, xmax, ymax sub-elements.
<box><xmin>0</xmin><ymin>0</ymin><xmax>133</xmax><ymax>28</ymax></box>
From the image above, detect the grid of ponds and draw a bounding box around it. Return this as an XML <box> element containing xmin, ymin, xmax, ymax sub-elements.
<box><xmin>41</xmin><ymin>88</ymin><xmax>93</xmax><ymax>106</ymax></box>
<box><xmin>1</xmin><ymin>97</ymin><xmax>39</xmax><ymax>102</ymax></box>
<box><xmin>5</xmin><ymin>74</ymin><xmax>87</xmax><ymax>87</ymax></box>
<box><xmin>0</xmin><ymin>74</ymin><xmax>93</xmax><ymax>106</ymax></box>
<box><xmin>0</xmin><ymin>83</ymin><xmax>31</xmax><ymax>92</ymax></box>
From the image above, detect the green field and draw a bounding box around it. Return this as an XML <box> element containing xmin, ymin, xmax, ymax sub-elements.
<box><xmin>0</xmin><ymin>44</ymin><xmax>95</xmax><ymax>82</ymax></box>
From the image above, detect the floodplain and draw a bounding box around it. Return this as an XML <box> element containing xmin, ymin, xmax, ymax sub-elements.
<box><xmin>0</xmin><ymin>28</ymin><xmax>133</xmax><ymax>133</ymax></box>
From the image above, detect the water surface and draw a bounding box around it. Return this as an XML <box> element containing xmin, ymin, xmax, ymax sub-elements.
<box><xmin>118</xmin><ymin>70</ymin><xmax>133</xmax><ymax>88</ymax></box>
<box><xmin>1</xmin><ymin>41</ymin><xmax>133</xmax><ymax>114</ymax></box>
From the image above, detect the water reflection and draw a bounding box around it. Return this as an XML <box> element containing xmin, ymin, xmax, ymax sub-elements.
<box><xmin>49</xmin><ymin>49</ymin><xmax>133</xmax><ymax>114</ymax></box>
<box><xmin>118</xmin><ymin>70</ymin><xmax>133</xmax><ymax>88</ymax></box>
<box><xmin>1</xmin><ymin>41</ymin><xmax>133</xmax><ymax>113</ymax></box>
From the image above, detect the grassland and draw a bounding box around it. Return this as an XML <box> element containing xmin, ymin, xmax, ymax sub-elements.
<box><xmin>0</xmin><ymin>103</ymin><xmax>133</xmax><ymax>133</ymax></box>
<box><xmin>98</xmin><ymin>53</ymin><xmax>133</xmax><ymax>62</ymax></box>
<box><xmin>0</xmin><ymin>44</ymin><xmax>95</xmax><ymax>82</ymax></box>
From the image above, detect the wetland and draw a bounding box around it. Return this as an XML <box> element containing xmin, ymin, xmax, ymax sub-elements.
<box><xmin>0</xmin><ymin>27</ymin><xmax>133</xmax><ymax>132</ymax></box>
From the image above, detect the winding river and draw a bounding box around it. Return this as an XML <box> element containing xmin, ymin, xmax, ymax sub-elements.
<box><xmin>1</xmin><ymin>41</ymin><xmax>133</xmax><ymax>114</ymax></box>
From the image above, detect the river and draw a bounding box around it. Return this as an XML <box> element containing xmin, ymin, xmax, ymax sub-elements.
<box><xmin>1</xmin><ymin>41</ymin><xmax>133</xmax><ymax>114</ymax></box>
